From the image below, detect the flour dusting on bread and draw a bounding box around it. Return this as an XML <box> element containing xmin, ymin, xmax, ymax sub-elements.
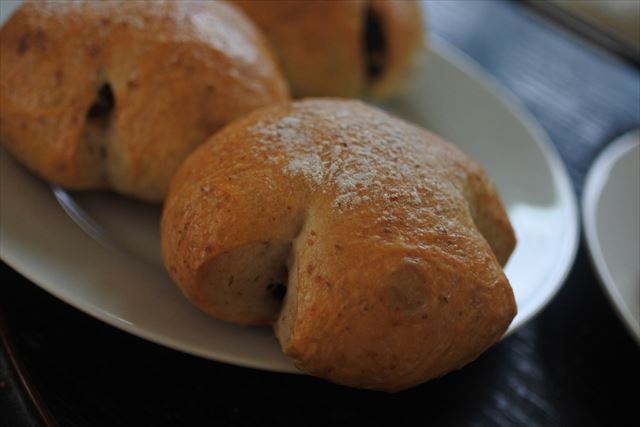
<box><xmin>247</xmin><ymin>101</ymin><xmax>453</xmax><ymax>213</ymax></box>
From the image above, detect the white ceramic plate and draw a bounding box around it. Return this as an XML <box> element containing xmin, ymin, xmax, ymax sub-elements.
<box><xmin>583</xmin><ymin>131</ymin><xmax>640</xmax><ymax>343</ymax></box>
<box><xmin>0</xmin><ymin>3</ymin><xmax>578</xmax><ymax>373</ymax></box>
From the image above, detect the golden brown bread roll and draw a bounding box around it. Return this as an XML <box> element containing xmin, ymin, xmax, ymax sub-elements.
<box><xmin>0</xmin><ymin>0</ymin><xmax>289</xmax><ymax>201</ymax></box>
<box><xmin>229</xmin><ymin>0</ymin><xmax>424</xmax><ymax>98</ymax></box>
<box><xmin>161</xmin><ymin>99</ymin><xmax>517</xmax><ymax>391</ymax></box>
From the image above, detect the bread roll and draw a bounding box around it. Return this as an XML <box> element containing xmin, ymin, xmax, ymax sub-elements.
<box><xmin>161</xmin><ymin>99</ymin><xmax>517</xmax><ymax>391</ymax></box>
<box><xmin>230</xmin><ymin>0</ymin><xmax>424</xmax><ymax>98</ymax></box>
<box><xmin>0</xmin><ymin>0</ymin><xmax>289</xmax><ymax>201</ymax></box>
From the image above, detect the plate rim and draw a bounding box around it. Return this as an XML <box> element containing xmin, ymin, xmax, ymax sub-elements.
<box><xmin>0</xmin><ymin>221</ymin><xmax>295</xmax><ymax>373</ymax></box>
<box><xmin>582</xmin><ymin>130</ymin><xmax>640</xmax><ymax>343</ymax></box>
<box><xmin>432</xmin><ymin>40</ymin><xmax>580</xmax><ymax>335</ymax></box>
<box><xmin>0</xmin><ymin>42</ymin><xmax>580</xmax><ymax>370</ymax></box>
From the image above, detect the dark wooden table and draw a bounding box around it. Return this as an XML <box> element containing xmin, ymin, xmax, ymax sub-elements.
<box><xmin>1</xmin><ymin>1</ymin><xmax>639</xmax><ymax>426</ymax></box>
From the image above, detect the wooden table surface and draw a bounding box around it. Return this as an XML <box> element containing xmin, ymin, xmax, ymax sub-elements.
<box><xmin>1</xmin><ymin>1</ymin><xmax>639</xmax><ymax>426</ymax></box>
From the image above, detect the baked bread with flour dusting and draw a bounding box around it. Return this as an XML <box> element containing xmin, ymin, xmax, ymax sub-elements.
<box><xmin>161</xmin><ymin>99</ymin><xmax>516</xmax><ymax>391</ymax></box>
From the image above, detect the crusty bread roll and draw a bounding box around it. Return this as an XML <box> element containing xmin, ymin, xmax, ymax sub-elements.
<box><xmin>0</xmin><ymin>0</ymin><xmax>289</xmax><ymax>201</ymax></box>
<box><xmin>161</xmin><ymin>99</ymin><xmax>517</xmax><ymax>391</ymax></box>
<box><xmin>229</xmin><ymin>0</ymin><xmax>424</xmax><ymax>98</ymax></box>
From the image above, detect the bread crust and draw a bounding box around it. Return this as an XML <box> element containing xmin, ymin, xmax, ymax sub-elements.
<box><xmin>230</xmin><ymin>0</ymin><xmax>424</xmax><ymax>98</ymax></box>
<box><xmin>0</xmin><ymin>0</ymin><xmax>289</xmax><ymax>200</ymax></box>
<box><xmin>162</xmin><ymin>99</ymin><xmax>516</xmax><ymax>391</ymax></box>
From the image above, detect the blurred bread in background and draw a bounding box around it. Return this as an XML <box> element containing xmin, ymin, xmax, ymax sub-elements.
<box><xmin>230</xmin><ymin>0</ymin><xmax>424</xmax><ymax>98</ymax></box>
<box><xmin>0</xmin><ymin>0</ymin><xmax>289</xmax><ymax>201</ymax></box>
